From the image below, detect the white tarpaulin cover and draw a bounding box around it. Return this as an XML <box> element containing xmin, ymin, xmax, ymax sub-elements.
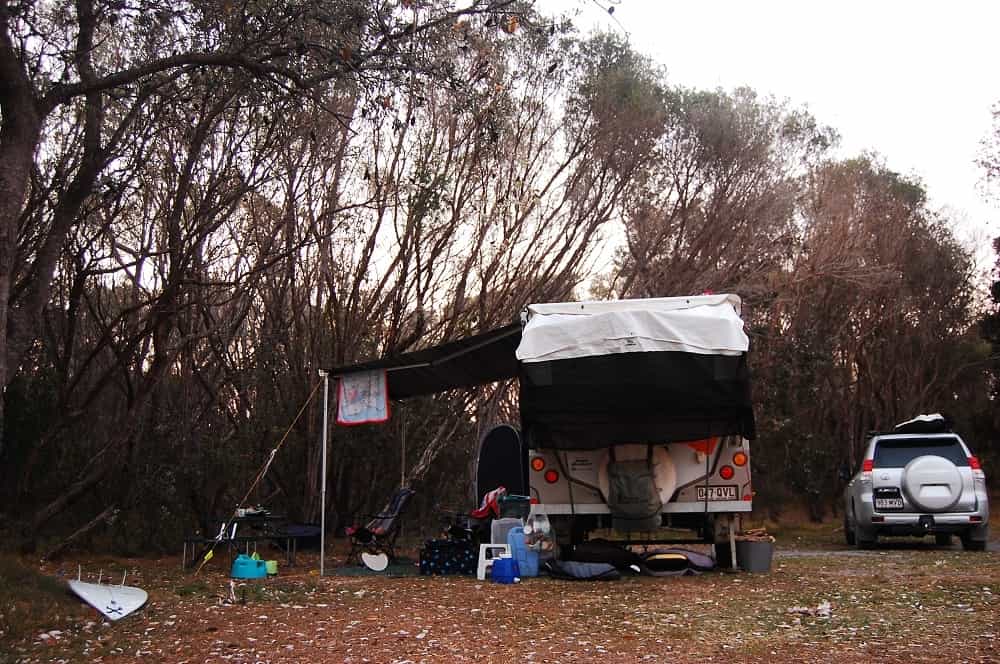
<box><xmin>516</xmin><ymin>294</ymin><xmax>748</xmax><ymax>363</ymax></box>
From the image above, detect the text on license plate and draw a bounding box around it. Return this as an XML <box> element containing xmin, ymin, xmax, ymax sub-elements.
<box><xmin>875</xmin><ymin>497</ymin><xmax>904</xmax><ymax>510</ymax></box>
<box><xmin>696</xmin><ymin>485</ymin><xmax>738</xmax><ymax>501</ymax></box>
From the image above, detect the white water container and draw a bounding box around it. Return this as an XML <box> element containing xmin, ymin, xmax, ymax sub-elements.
<box><xmin>491</xmin><ymin>517</ymin><xmax>523</xmax><ymax>545</ymax></box>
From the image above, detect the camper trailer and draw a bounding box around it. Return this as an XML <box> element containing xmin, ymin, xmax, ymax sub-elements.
<box><xmin>332</xmin><ymin>293</ymin><xmax>757</xmax><ymax>558</ymax></box>
<box><xmin>516</xmin><ymin>294</ymin><xmax>756</xmax><ymax>555</ymax></box>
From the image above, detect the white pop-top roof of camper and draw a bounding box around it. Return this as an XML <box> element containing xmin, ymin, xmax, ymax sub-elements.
<box><xmin>516</xmin><ymin>294</ymin><xmax>748</xmax><ymax>363</ymax></box>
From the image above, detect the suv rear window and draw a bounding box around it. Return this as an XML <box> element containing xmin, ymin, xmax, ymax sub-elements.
<box><xmin>873</xmin><ymin>437</ymin><xmax>968</xmax><ymax>468</ymax></box>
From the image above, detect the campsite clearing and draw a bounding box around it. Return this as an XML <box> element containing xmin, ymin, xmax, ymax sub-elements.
<box><xmin>2</xmin><ymin>529</ymin><xmax>998</xmax><ymax>663</ymax></box>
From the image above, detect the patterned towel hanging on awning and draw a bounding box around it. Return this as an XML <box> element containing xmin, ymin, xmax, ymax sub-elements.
<box><xmin>337</xmin><ymin>370</ymin><xmax>390</xmax><ymax>425</ymax></box>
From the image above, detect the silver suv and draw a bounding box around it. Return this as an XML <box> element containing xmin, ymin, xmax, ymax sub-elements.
<box><xmin>843</xmin><ymin>417</ymin><xmax>989</xmax><ymax>551</ymax></box>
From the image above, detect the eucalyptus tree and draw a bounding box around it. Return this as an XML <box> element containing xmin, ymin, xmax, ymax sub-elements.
<box><xmin>22</xmin><ymin>66</ymin><xmax>316</xmax><ymax>534</ymax></box>
<box><xmin>756</xmin><ymin>158</ymin><xmax>977</xmax><ymax>518</ymax></box>
<box><xmin>3</xmin><ymin>0</ymin><xmax>550</xmax><ymax>546</ymax></box>
<box><xmin>242</xmin><ymin>29</ymin><xmax>673</xmax><ymax>525</ymax></box>
<box><xmin>979</xmin><ymin>102</ymin><xmax>1000</xmax><ymax>192</ymax></box>
<box><xmin>979</xmin><ymin>105</ymin><xmax>1000</xmax><ymax>393</ymax></box>
<box><xmin>607</xmin><ymin>86</ymin><xmax>833</xmax><ymax>300</ymax></box>
<box><xmin>0</xmin><ymin>0</ymin><xmax>530</xmax><ymax>456</ymax></box>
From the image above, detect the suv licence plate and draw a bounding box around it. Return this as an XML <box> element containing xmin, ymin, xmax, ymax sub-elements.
<box><xmin>874</xmin><ymin>488</ymin><xmax>904</xmax><ymax>511</ymax></box>
<box><xmin>697</xmin><ymin>485</ymin><xmax>738</xmax><ymax>501</ymax></box>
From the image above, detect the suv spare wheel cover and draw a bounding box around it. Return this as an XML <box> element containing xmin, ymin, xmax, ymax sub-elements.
<box><xmin>901</xmin><ymin>455</ymin><xmax>962</xmax><ymax>512</ymax></box>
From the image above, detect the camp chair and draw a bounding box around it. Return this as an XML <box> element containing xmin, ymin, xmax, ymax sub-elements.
<box><xmin>345</xmin><ymin>487</ymin><xmax>416</xmax><ymax>565</ymax></box>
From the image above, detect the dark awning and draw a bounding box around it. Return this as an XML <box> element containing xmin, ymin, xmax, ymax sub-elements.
<box><xmin>328</xmin><ymin>323</ymin><xmax>521</xmax><ymax>400</ymax></box>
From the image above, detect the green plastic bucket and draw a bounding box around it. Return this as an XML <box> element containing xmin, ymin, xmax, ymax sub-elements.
<box><xmin>265</xmin><ymin>560</ymin><xmax>278</xmax><ymax>576</ymax></box>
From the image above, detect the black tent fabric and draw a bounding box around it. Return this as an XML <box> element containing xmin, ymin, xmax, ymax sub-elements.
<box><xmin>475</xmin><ymin>425</ymin><xmax>527</xmax><ymax>505</ymax></box>
<box><xmin>329</xmin><ymin>323</ymin><xmax>521</xmax><ymax>400</ymax></box>
<box><xmin>519</xmin><ymin>351</ymin><xmax>756</xmax><ymax>449</ymax></box>
<box><xmin>329</xmin><ymin>322</ymin><xmax>757</xmax><ymax>449</ymax></box>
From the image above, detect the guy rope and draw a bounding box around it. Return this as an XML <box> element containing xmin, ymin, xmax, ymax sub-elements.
<box><xmin>195</xmin><ymin>380</ymin><xmax>323</xmax><ymax>575</ymax></box>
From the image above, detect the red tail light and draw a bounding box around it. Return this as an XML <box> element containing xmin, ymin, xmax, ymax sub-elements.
<box><xmin>719</xmin><ymin>465</ymin><xmax>734</xmax><ymax>480</ymax></box>
<box><xmin>862</xmin><ymin>459</ymin><xmax>874</xmax><ymax>472</ymax></box>
<box><xmin>543</xmin><ymin>469</ymin><xmax>559</xmax><ymax>484</ymax></box>
<box><xmin>969</xmin><ymin>456</ymin><xmax>981</xmax><ymax>470</ymax></box>
<box><xmin>530</xmin><ymin>457</ymin><xmax>546</xmax><ymax>472</ymax></box>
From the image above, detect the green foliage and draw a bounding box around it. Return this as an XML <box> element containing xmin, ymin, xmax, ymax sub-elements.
<box><xmin>978</xmin><ymin>103</ymin><xmax>1000</xmax><ymax>196</ymax></box>
<box><xmin>566</xmin><ymin>32</ymin><xmax>667</xmax><ymax>169</ymax></box>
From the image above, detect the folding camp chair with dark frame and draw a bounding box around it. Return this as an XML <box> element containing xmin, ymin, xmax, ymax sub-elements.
<box><xmin>345</xmin><ymin>487</ymin><xmax>416</xmax><ymax>565</ymax></box>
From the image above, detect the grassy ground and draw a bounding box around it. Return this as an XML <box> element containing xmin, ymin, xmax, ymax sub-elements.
<box><xmin>0</xmin><ymin>556</ymin><xmax>90</xmax><ymax>647</ymax></box>
<box><xmin>2</xmin><ymin>514</ymin><xmax>997</xmax><ymax>663</ymax></box>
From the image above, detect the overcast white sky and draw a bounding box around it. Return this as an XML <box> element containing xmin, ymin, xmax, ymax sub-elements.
<box><xmin>542</xmin><ymin>0</ymin><xmax>1000</xmax><ymax>252</ymax></box>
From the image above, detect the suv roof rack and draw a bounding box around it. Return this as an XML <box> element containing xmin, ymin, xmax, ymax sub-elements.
<box><xmin>866</xmin><ymin>415</ymin><xmax>955</xmax><ymax>438</ymax></box>
<box><xmin>866</xmin><ymin>428</ymin><xmax>957</xmax><ymax>439</ymax></box>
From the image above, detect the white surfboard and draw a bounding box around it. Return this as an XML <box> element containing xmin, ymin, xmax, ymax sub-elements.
<box><xmin>68</xmin><ymin>578</ymin><xmax>148</xmax><ymax>621</ymax></box>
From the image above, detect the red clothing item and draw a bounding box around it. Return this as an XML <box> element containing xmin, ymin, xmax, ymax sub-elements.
<box><xmin>470</xmin><ymin>486</ymin><xmax>507</xmax><ymax>519</ymax></box>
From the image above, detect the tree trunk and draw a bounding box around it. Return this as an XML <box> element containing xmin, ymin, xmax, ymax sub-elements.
<box><xmin>30</xmin><ymin>345</ymin><xmax>170</xmax><ymax>532</ymax></box>
<box><xmin>43</xmin><ymin>503</ymin><xmax>119</xmax><ymax>561</ymax></box>
<box><xmin>0</xmin><ymin>15</ymin><xmax>44</xmax><ymax>455</ymax></box>
<box><xmin>407</xmin><ymin>417</ymin><xmax>462</xmax><ymax>485</ymax></box>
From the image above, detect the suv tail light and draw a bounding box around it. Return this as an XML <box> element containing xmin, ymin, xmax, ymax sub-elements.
<box><xmin>862</xmin><ymin>459</ymin><xmax>874</xmax><ymax>472</ymax></box>
<box><xmin>969</xmin><ymin>456</ymin><xmax>986</xmax><ymax>481</ymax></box>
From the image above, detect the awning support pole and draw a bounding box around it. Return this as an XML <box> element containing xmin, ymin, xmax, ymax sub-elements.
<box><xmin>401</xmin><ymin>404</ymin><xmax>406</xmax><ymax>489</ymax></box>
<box><xmin>319</xmin><ymin>370</ymin><xmax>330</xmax><ymax>577</ymax></box>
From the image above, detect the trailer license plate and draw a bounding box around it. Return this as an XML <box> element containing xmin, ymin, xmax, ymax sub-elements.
<box><xmin>697</xmin><ymin>486</ymin><xmax>738</xmax><ymax>501</ymax></box>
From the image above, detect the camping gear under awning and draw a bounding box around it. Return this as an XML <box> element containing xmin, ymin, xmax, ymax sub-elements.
<box><xmin>329</xmin><ymin>323</ymin><xmax>521</xmax><ymax>400</ymax></box>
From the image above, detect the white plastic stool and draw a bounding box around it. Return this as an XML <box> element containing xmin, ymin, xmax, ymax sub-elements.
<box><xmin>476</xmin><ymin>543</ymin><xmax>510</xmax><ymax>581</ymax></box>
